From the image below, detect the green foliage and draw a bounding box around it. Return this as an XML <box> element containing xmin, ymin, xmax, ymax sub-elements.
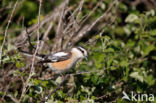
<box><xmin>17</xmin><ymin>1</ymin><xmax>38</xmax><ymax>19</ymax></box>
<box><xmin>0</xmin><ymin>0</ymin><xmax>156</xmax><ymax>103</ymax></box>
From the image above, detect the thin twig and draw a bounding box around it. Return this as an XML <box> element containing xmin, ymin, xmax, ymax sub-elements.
<box><xmin>80</xmin><ymin>0</ymin><xmax>102</xmax><ymax>25</ymax></box>
<box><xmin>0</xmin><ymin>0</ymin><xmax>19</xmax><ymax>64</ymax></box>
<box><xmin>62</xmin><ymin>0</ymin><xmax>85</xmax><ymax>49</ymax></box>
<box><xmin>26</xmin><ymin>29</ymin><xmax>36</xmax><ymax>50</ymax></box>
<box><xmin>31</xmin><ymin>0</ymin><xmax>42</xmax><ymax>74</ymax></box>
<box><xmin>1</xmin><ymin>83</ymin><xmax>10</xmax><ymax>100</ymax></box>
<box><xmin>19</xmin><ymin>0</ymin><xmax>42</xmax><ymax>101</ymax></box>
<box><xmin>38</xmin><ymin>22</ymin><xmax>53</xmax><ymax>53</ymax></box>
<box><xmin>53</xmin><ymin>0</ymin><xmax>69</xmax><ymax>52</ymax></box>
<box><xmin>8</xmin><ymin>94</ymin><xmax>20</xmax><ymax>103</ymax></box>
<box><xmin>40</xmin><ymin>67</ymin><xmax>115</xmax><ymax>102</ymax></box>
<box><xmin>76</xmin><ymin>0</ymin><xmax>85</xmax><ymax>21</ymax></box>
<box><xmin>71</xmin><ymin>0</ymin><xmax>119</xmax><ymax>46</ymax></box>
<box><xmin>14</xmin><ymin>1</ymin><xmax>66</xmax><ymax>43</ymax></box>
<box><xmin>63</xmin><ymin>0</ymin><xmax>102</xmax><ymax>49</ymax></box>
<box><xmin>40</xmin><ymin>74</ymin><xmax>70</xmax><ymax>103</ymax></box>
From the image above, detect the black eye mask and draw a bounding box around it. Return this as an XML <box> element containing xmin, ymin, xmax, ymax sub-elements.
<box><xmin>77</xmin><ymin>47</ymin><xmax>85</xmax><ymax>53</ymax></box>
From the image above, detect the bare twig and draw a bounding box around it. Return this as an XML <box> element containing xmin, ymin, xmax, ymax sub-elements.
<box><xmin>38</xmin><ymin>22</ymin><xmax>53</xmax><ymax>53</ymax></box>
<box><xmin>14</xmin><ymin>1</ymin><xmax>66</xmax><ymax>43</ymax></box>
<box><xmin>31</xmin><ymin>0</ymin><xmax>42</xmax><ymax>73</ymax></box>
<box><xmin>63</xmin><ymin>0</ymin><xmax>102</xmax><ymax>49</ymax></box>
<box><xmin>0</xmin><ymin>0</ymin><xmax>19</xmax><ymax>64</ymax></box>
<box><xmin>62</xmin><ymin>0</ymin><xmax>85</xmax><ymax>49</ymax></box>
<box><xmin>76</xmin><ymin>0</ymin><xmax>85</xmax><ymax>21</ymax></box>
<box><xmin>80</xmin><ymin>0</ymin><xmax>102</xmax><ymax>25</ymax></box>
<box><xmin>26</xmin><ymin>29</ymin><xmax>36</xmax><ymax>50</ymax></box>
<box><xmin>70</xmin><ymin>0</ymin><xmax>119</xmax><ymax>46</ymax></box>
<box><xmin>19</xmin><ymin>0</ymin><xmax>42</xmax><ymax>101</ymax></box>
<box><xmin>1</xmin><ymin>83</ymin><xmax>10</xmax><ymax>100</ymax></box>
<box><xmin>8</xmin><ymin>94</ymin><xmax>20</xmax><ymax>103</ymax></box>
<box><xmin>41</xmin><ymin>74</ymin><xmax>70</xmax><ymax>103</ymax></box>
<box><xmin>52</xmin><ymin>0</ymin><xmax>69</xmax><ymax>52</ymax></box>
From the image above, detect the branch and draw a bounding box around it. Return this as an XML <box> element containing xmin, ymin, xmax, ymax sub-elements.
<box><xmin>0</xmin><ymin>0</ymin><xmax>19</xmax><ymax>64</ymax></box>
<box><xmin>38</xmin><ymin>22</ymin><xmax>53</xmax><ymax>53</ymax></box>
<box><xmin>40</xmin><ymin>74</ymin><xmax>70</xmax><ymax>103</ymax></box>
<box><xmin>14</xmin><ymin>1</ymin><xmax>66</xmax><ymax>44</ymax></box>
<box><xmin>19</xmin><ymin>0</ymin><xmax>42</xmax><ymax>101</ymax></box>
<box><xmin>52</xmin><ymin>0</ymin><xmax>69</xmax><ymax>52</ymax></box>
<box><xmin>70</xmin><ymin>0</ymin><xmax>119</xmax><ymax>46</ymax></box>
<box><xmin>8</xmin><ymin>94</ymin><xmax>20</xmax><ymax>103</ymax></box>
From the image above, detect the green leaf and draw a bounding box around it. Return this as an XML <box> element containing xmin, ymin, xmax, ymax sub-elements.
<box><xmin>120</xmin><ymin>60</ymin><xmax>128</xmax><ymax>67</ymax></box>
<box><xmin>142</xmin><ymin>44</ymin><xmax>155</xmax><ymax>56</ymax></box>
<box><xmin>16</xmin><ymin>61</ymin><xmax>21</xmax><ymax>68</ymax></box>
<box><xmin>110</xmin><ymin>66</ymin><xmax>117</xmax><ymax>70</ymax></box>
<box><xmin>130</xmin><ymin>72</ymin><xmax>144</xmax><ymax>82</ymax></box>
<box><xmin>148</xmin><ymin>29</ymin><xmax>156</xmax><ymax>36</ymax></box>
<box><xmin>55</xmin><ymin>76</ymin><xmax>62</xmax><ymax>84</ymax></box>
<box><xmin>125</xmin><ymin>14</ymin><xmax>139</xmax><ymax>23</ymax></box>
<box><xmin>145</xmin><ymin>9</ymin><xmax>155</xmax><ymax>16</ymax></box>
<box><xmin>57</xmin><ymin>90</ymin><xmax>66</xmax><ymax>98</ymax></box>
<box><xmin>126</xmin><ymin>39</ymin><xmax>135</xmax><ymax>48</ymax></box>
<box><xmin>144</xmin><ymin>75</ymin><xmax>155</xmax><ymax>86</ymax></box>
<box><xmin>105</xmin><ymin>48</ymin><xmax>115</xmax><ymax>52</ymax></box>
<box><xmin>91</xmin><ymin>75</ymin><xmax>99</xmax><ymax>85</ymax></box>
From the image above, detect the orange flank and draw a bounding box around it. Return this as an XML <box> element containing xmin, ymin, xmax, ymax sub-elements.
<box><xmin>51</xmin><ymin>52</ymin><xmax>76</xmax><ymax>70</ymax></box>
<box><xmin>51</xmin><ymin>57</ymin><xmax>73</xmax><ymax>70</ymax></box>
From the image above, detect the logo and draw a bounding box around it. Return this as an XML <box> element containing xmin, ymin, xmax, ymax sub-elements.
<box><xmin>122</xmin><ymin>91</ymin><xmax>154</xmax><ymax>102</ymax></box>
<box><xmin>122</xmin><ymin>91</ymin><xmax>130</xmax><ymax>101</ymax></box>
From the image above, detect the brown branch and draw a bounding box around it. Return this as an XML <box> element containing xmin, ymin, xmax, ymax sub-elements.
<box><xmin>1</xmin><ymin>83</ymin><xmax>10</xmax><ymax>100</ymax></box>
<box><xmin>38</xmin><ymin>22</ymin><xmax>53</xmax><ymax>53</ymax></box>
<box><xmin>40</xmin><ymin>74</ymin><xmax>70</xmax><ymax>103</ymax></box>
<box><xmin>76</xmin><ymin>0</ymin><xmax>85</xmax><ymax>21</ymax></box>
<box><xmin>70</xmin><ymin>0</ymin><xmax>119</xmax><ymax>47</ymax></box>
<box><xmin>80</xmin><ymin>0</ymin><xmax>102</xmax><ymax>25</ymax></box>
<box><xmin>8</xmin><ymin>94</ymin><xmax>20</xmax><ymax>103</ymax></box>
<box><xmin>52</xmin><ymin>0</ymin><xmax>69</xmax><ymax>52</ymax></box>
<box><xmin>0</xmin><ymin>0</ymin><xmax>19</xmax><ymax>64</ymax></box>
<box><xmin>39</xmin><ymin>66</ymin><xmax>121</xmax><ymax>102</ymax></box>
<box><xmin>19</xmin><ymin>0</ymin><xmax>42</xmax><ymax>101</ymax></box>
<box><xmin>14</xmin><ymin>1</ymin><xmax>66</xmax><ymax>44</ymax></box>
<box><xmin>62</xmin><ymin>0</ymin><xmax>85</xmax><ymax>49</ymax></box>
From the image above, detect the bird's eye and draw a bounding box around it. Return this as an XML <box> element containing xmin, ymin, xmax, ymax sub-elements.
<box><xmin>78</xmin><ymin>47</ymin><xmax>84</xmax><ymax>53</ymax></box>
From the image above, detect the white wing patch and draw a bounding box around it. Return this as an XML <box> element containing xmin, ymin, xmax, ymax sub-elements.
<box><xmin>45</xmin><ymin>52</ymin><xmax>69</xmax><ymax>62</ymax></box>
<box><xmin>53</xmin><ymin>52</ymin><xmax>68</xmax><ymax>57</ymax></box>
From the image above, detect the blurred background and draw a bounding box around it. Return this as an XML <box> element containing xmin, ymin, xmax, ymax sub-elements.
<box><xmin>0</xmin><ymin>0</ymin><xmax>156</xmax><ymax>102</ymax></box>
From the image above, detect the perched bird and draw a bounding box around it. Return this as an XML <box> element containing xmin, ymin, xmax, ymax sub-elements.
<box><xmin>20</xmin><ymin>46</ymin><xmax>88</xmax><ymax>74</ymax></box>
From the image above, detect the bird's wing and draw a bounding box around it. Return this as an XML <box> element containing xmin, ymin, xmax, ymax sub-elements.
<box><xmin>41</xmin><ymin>52</ymin><xmax>72</xmax><ymax>63</ymax></box>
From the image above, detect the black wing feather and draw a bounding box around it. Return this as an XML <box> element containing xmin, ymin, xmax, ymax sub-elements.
<box><xmin>40</xmin><ymin>52</ymin><xmax>72</xmax><ymax>63</ymax></box>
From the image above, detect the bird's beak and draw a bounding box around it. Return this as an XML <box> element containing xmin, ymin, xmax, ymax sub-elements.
<box><xmin>85</xmin><ymin>56</ymin><xmax>88</xmax><ymax>60</ymax></box>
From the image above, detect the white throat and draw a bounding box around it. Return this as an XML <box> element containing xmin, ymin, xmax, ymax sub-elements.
<box><xmin>71</xmin><ymin>48</ymin><xmax>84</xmax><ymax>59</ymax></box>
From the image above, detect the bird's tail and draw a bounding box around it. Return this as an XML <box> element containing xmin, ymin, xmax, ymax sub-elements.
<box><xmin>20</xmin><ymin>50</ymin><xmax>44</xmax><ymax>60</ymax></box>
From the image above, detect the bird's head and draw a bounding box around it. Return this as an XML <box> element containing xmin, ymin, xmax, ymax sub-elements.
<box><xmin>71</xmin><ymin>46</ymin><xmax>88</xmax><ymax>60</ymax></box>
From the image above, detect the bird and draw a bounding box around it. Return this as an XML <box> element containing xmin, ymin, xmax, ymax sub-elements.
<box><xmin>20</xmin><ymin>46</ymin><xmax>88</xmax><ymax>74</ymax></box>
